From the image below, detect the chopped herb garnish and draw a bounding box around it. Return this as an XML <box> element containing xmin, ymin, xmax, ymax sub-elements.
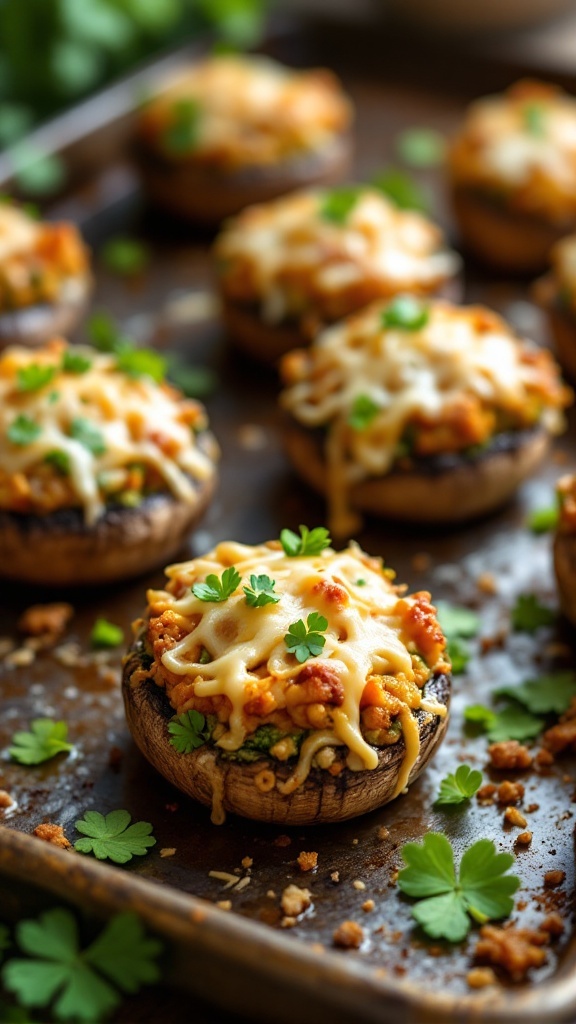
<box><xmin>398</xmin><ymin>834</ymin><xmax>520</xmax><ymax>942</ymax></box>
<box><xmin>7</xmin><ymin>414</ymin><xmax>42</xmax><ymax>446</ymax></box>
<box><xmin>526</xmin><ymin>505</ymin><xmax>558</xmax><ymax>534</ymax></box>
<box><xmin>511</xmin><ymin>593</ymin><xmax>556</xmax><ymax>633</ymax></box>
<box><xmin>102</xmin><ymin>237</ymin><xmax>149</xmax><ymax>276</ymax></box>
<box><xmin>381</xmin><ymin>295</ymin><xmax>429</xmax><ymax>331</ymax></box>
<box><xmin>167</xmin><ymin>360</ymin><xmax>218</xmax><ymax>398</ymax></box>
<box><xmin>48</xmin><ymin>390</ymin><xmax>60</xmax><ymax>403</ymax></box>
<box><xmin>168</xmin><ymin>709</ymin><xmax>212</xmax><ymax>753</ymax></box>
<box><xmin>348</xmin><ymin>393</ymin><xmax>380</xmax><ymax>431</ymax></box>
<box><xmin>280</xmin><ymin>525</ymin><xmax>331</xmax><ymax>557</ymax></box>
<box><xmin>192</xmin><ymin>566</ymin><xmax>241</xmax><ymax>603</ymax></box>
<box><xmin>90</xmin><ymin>618</ymin><xmax>124</xmax><ymax>649</ymax></box>
<box><xmin>494</xmin><ymin>671</ymin><xmax>576</xmax><ymax>716</ymax></box>
<box><xmin>372</xmin><ymin>168</ymin><xmax>427</xmax><ymax>211</ymax></box>
<box><xmin>464</xmin><ymin>703</ymin><xmax>542</xmax><ymax>743</ymax></box>
<box><xmin>87</xmin><ymin>311</ymin><xmax>123</xmax><ymax>352</ymax></box>
<box><xmin>285</xmin><ymin>612</ymin><xmax>328</xmax><ymax>663</ymax></box>
<box><xmin>1</xmin><ymin>909</ymin><xmax>162</xmax><ymax>1023</ymax></box>
<box><xmin>395</xmin><ymin>127</ymin><xmax>446</xmax><ymax>168</ymax></box>
<box><xmin>435</xmin><ymin>765</ymin><xmax>482</xmax><ymax>806</ymax></box>
<box><xmin>163</xmin><ymin>98</ymin><xmax>201</xmax><ymax>154</ymax></box>
<box><xmin>74</xmin><ymin>809</ymin><xmax>156</xmax><ymax>864</ymax></box>
<box><xmin>436</xmin><ymin>602</ymin><xmax>480</xmax><ymax>639</ymax></box>
<box><xmin>198</xmin><ymin>647</ymin><xmax>212</xmax><ymax>665</ymax></box>
<box><xmin>115</xmin><ymin>347</ymin><xmax>166</xmax><ymax>383</ymax></box>
<box><xmin>44</xmin><ymin>450</ymin><xmax>70</xmax><ymax>475</ymax></box>
<box><xmin>243</xmin><ymin>574</ymin><xmax>280</xmax><ymax>608</ymax></box>
<box><xmin>61</xmin><ymin>350</ymin><xmax>92</xmax><ymax>374</ymax></box>
<box><xmin>221</xmin><ymin>724</ymin><xmax>302</xmax><ymax>763</ymax></box>
<box><xmin>9</xmin><ymin>719</ymin><xmax>74</xmax><ymax>765</ymax></box>
<box><xmin>356</xmin><ymin>578</ymin><xmax>367</xmax><ymax>586</ymax></box>
<box><xmin>319</xmin><ymin>186</ymin><xmax>362</xmax><ymax>224</ymax></box>
<box><xmin>17</xmin><ymin>364</ymin><xmax>56</xmax><ymax>392</ymax></box>
<box><xmin>70</xmin><ymin>417</ymin><xmax>106</xmax><ymax>456</ymax></box>
<box><xmin>446</xmin><ymin>637</ymin><xmax>470</xmax><ymax>675</ymax></box>
<box><xmin>523</xmin><ymin>102</ymin><xmax>546</xmax><ymax>137</ymax></box>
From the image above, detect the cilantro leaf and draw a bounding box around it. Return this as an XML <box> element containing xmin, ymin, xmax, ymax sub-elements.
<box><xmin>511</xmin><ymin>594</ymin><xmax>556</xmax><ymax>632</ymax></box>
<box><xmin>87</xmin><ymin>311</ymin><xmax>124</xmax><ymax>352</ymax></box>
<box><xmin>446</xmin><ymin>637</ymin><xmax>470</xmax><ymax>675</ymax></box>
<box><xmin>115</xmin><ymin>346</ymin><xmax>166</xmax><ymax>383</ymax></box>
<box><xmin>319</xmin><ymin>186</ymin><xmax>361</xmax><ymax>224</ymax></box>
<box><xmin>45</xmin><ymin>450</ymin><xmax>71</xmax><ymax>475</ymax></box>
<box><xmin>243</xmin><ymin>574</ymin><xmax>280</xmax><ymax>608</ymax></box>
<box><xmin>101</xmin><ymin>237</ymin><xmax>149</xmax><ymax>276</ymax></box>
<box><xmin>435</xmin><ymin>765</ymin><xmax>482</xmax><ymax>806</ymax></box>
<box><xmin>9</xmin><ymin>719</ymin><xmax>74</xmax><ymax>766</ymax></box>
<box><xmin>280</xmin><ymin>525</ymin><xmax>331</xmax><ymax>557</ymax></box>
<box><xmin>395</xmin><ymin>127</ymin><xmax>446</xmax><ymax>168</ymax></box>
<box><xmin>70</xmin><ymin>418</ymin><xmax>106</xmax><ymax>456</ymax></box>
<box><xmin>464</xmin><ymin>703</ymin><xmax>542</xmax><ymax>742</ymax></box>
<box><xmin>398</xmin><ymin>834</ymin><xmax>520</xmax><ymax>942</ymax></box>
<box><xmin>494</xmin><ymin>671</ymin><xmax>576</xmax><ymax>716</ymax></box>
<box><xmin>7</xmin><ymin>414</ymin><xmax>42</xmax><ymax>446</ymax></box>
<box><xmin>372</xmin><ymin>168</ymin><xmax>427</xmax><ymax>211</ymax></box>
<box><xmin>348</xmin><ymin>394</ymin><xmax>380</xmax><ymax>431</ymax></box>
<box><xmin>192</xmin><ymin>566</ymin><xmax>241</xmax><ymax>603</ymax></box>
<box><xmin>436</xmin><ymin>601</ymin><xmax>480</xmax><ymax>639</ymax></box>
<box><xmin>285</xmin><ymin>612</ymin><xmax>328</xmax><ymax>663</ymax></box>
<box><xmin>1</xmin><ymin>909</ymin><xmax>161</xmax><ymax>1023</ymax></box>
<box><xmin>526</xmin><ymin>505</ymin><xmax>558</xmax><ymax>534</ymax></box>
<box><xmin>163</xmin><ymin>98</ymin><xmax>201</xmax><ymax>154</ymax></box>
<box><xmin>74</xmin><ymin>810</ymin><xmax>156</xmax><ymax>864</ymax></box>
<box><xmin>168</xmin><ymin>710</ymin><xmax>211</xmax><ymax>753</ymax></box>
<box><xmin>381</xmin><ymin>295</ymin><xmax>429</xmax><ymax>331</ymax></box>
<box><xmin>17</xmin><ymin>364</ymin><xmax>56</xmax><ymax>392</ymax></box>
<box><xmin>90</xmin><ymin>618</ymin><xmax>124</xmax><ymax>649</ymax></box>
<box><xmin>61</xmin><ymin>350</ymin><xmax>92</xmax><ymax>374</ymax></box>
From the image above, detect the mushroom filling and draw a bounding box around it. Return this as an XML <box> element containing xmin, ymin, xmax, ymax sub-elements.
<box><xmin>129</xmin><ymin>540</ymin><xmax>450</xmax><ymax>798</ymax></box>
<box><xmin>0</xmin><ymin>339</ymin><xmax>218</xmax><ymax>524</ymax></box>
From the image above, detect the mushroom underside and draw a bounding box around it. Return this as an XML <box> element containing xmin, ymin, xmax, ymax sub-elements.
<box><xmin>122</xmin><ymin>648</ymin><xmax>451</xmax><ymax>825</ymax></box>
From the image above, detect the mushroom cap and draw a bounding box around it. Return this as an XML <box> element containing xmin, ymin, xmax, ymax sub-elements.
<box><xmin>0</xmin><ymin>275</ymin><xmax>91</xmax><ymax>349</ymax></box>
<box><xmin>122</xmin><ymin>644</ymin><xmax>451</xmax><ymax>826</ymax></box>
<box><xmin>554</xmin><ymin>529</ymin><xmax>576</xmax><ymax>627</ymax></box>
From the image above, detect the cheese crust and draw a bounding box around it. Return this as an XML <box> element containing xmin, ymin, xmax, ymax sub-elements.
<box><xmin>0</xmin><ymin>339</ymin><xmax>219</xmax><ymax>524</ymax></box>
<box><xmin>0</xmin><ymin>204</ymin><xmax>89</xmax><ymax>312</ymax></box>
<box><xmin>131</xmin><ymin>540</ymin><xmax>450</xmax><ymax>799</ymax></box>
<box><xmin>215</xmin><ymin>187</ymin><xmax>460</xmax><ymax>333</ymax></box>
<box><xmin>137</xmin><ymin>55</ymin><xmax>351</xmax><ymax>171</ymax></box>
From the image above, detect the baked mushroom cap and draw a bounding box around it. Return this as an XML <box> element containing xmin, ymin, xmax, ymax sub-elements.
<box><xmin>0</xmin><ymin>275</ymin><xmax>91</xmax><ymax>350</ymax></box>
<box><xmin>554</xmin><ymin>474</ymin><xmax>576</xmax><ymax>626</ymax></box>
<box><xmin>534</xmin><ymin>236</ymin><xmax>576</xmax><ymax>380</ymax></box>
<box><xmin>122</xmin><ymin>539</ymin><xmax>451</xmax><ymax>825</ymax></box>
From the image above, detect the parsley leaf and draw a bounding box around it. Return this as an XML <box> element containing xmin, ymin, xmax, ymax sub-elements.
<box><xmin>285</xmin><ymin>612</ymin><xmax>328</xmax><ymax>663</ymax></box>
<box><xmin>243</xmin><ymin>574</ymin><xmax>280</xmax><ymax>608</ymax></box>
<box><xmin>348</xmin><ymin>394</ymin><xmax>380</xmax><ymax>431</ymax></box>
<box><xmin>280</xmin><ymin>525</ymin><xmax>331</xmax><ymax>557</ymax></box>
<box><xmin>464</xmin><ymin>703</ymin><xmax>542</xmax><ymax>742</ymax></box>
<box><xmin>61</xmin><ymin>350</ymin><xmax>92</xmax><ymax>374</ymax></box>
<box><xmin>87</xmin><ymin>311</ymin><xmax>124</xmax><ymax>352</ymax></box>
<box><xmin>45</xmin><ymin>450</ymin><xmax>71</xmax><ymax>475</ymax></box>
<box><xmin>167</xmin><ymin>360</ymin><xmax>218</xmax><ymax>399</ymax></box>
<box><xmin>435</xmin><ymin>765</ymin><xmax>482</xmax><ymax>806</ymax></box>
<box><xmin>168</xmin><ymin>710</ymin><xmax>212</xmax><ymax>753</ymax></box>
<box><xmin>163</xmin><ymin>98</ymin><xmax>201</xmax><ymax>154</ymax></box>
<box><xmin>494</xmin><ymin>671</ymin><xmax>576</xmax><ymax>716</ymax></box>
<box><xmin>9</xmin><ymin>719</ymin><xmax>74</xmax><ymax>766</ymax></box>
<box><xmin>7</xmin><ymin>414</ymin><xmax>42</xmax><ymax>446</ymax></box>
<box><xmin>101</xmin><ymin>237</ymin><xmax>149</xmax><ymax>276</ymax></box>
<box><xmin>398</xmin><ymin>833</ymin><xmax>520</xmax><ymax>942</ymax></box>
<box><xmin>115</xmin><ymin>347</ymin><xmax>166</xmax><ymax>383</ymax></box>
<box><xmin>446</xmin><ymin>637</ymin><xmax>470</xmax><ymax>675</ymax></box>
<box><xmin>1</xmin><ymin>909</ymin><xmax>162</xmax><ymax>1022</ymax></box>
<box><xmin>526</xmin><ymin>504</ymin><xmax>558</xmax><ymax>534</ymax></box>
<box><xmin>70</xmin><ymin>418</ymin><xmax>106</xmax><ymax>456</ymax></box>
<box><xmin>436</xmin><ymin>602</ymin><xmax>480</xmax><ymax>639</ymax></box>
<box><xmin>511</xmin><ymin>594</ymin><xmax>556</xmax><ymax>633</ymax></box>
<box><xmin>192</xmin><ymin>566</ymin><xmax>241</xmax><ymax>603</ymax></box>
<box><xmin>319</xmin><ymin>186</ymin><xmax>361</xmax><ymax>224</ymax></box>
<box><xmin>90</xmin><ymin>618</ymin><xmax>124</xmax><ymax>649</ymax></box>
<box><xmin>74</xmin><ymin>810</ymin><xmax>156</xmax><ymax>864</ymax></box>
<box><xmin>17</xmin><ymin>364</ymin><xmax>56</xmax><ymax>392</ymax></box>
<box><xmin>395</xmin><ymin>127</ymin><xmax>446</xmax><ymax>168</ymax></box>
<box><xmin>372</xmin><ymin>168</ymin><xmax>427</xmax><ymax>211</ymax></box>
<box><xmin>381</xmin><ymin>295</ymin><xmax>429</xmax><ymax>331</ymax></box>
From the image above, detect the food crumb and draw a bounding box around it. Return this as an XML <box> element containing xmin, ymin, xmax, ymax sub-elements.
<box><xmin>333</xmin><ymin>920</ymin><xmax>364</xmax><ymax>949</ymax></box>
<box><xmin>281</xmin><ymin>884</ymin><xmax>312</xmax><ymax>918</ymax></box>
<box><xmin>477</xmin><ymin>572</ymin><xmax>497</xmax><ymax>595</ymax></box>
<box><xmin>297</xmin><ymin>851</ymin><xmax>318</xmax><ymax>872</ymax></box>
<box><xmin>273</xmin><ymin>834</ymin><xmax>291</xmax><ymax>847</ymax></box>
<box><xmin>488</xmin><ymin>741</ymin><xmax>532</xmax><ymax>770</ymax></box>
<box><xmin>33</xmin><ymin>823</ymin><xmax>71</xmax><ymax>849</ymax></box>
<box><xmin>544</xmin><ymin>870</ymin><xmax>565</xmax><ymax>889</ymax></box>
<box><xmin>235</xmin><ymin>876</ymin><xmax>251</xmax><ymax>892</ymax></box>
<box><xmin>18</xmin><ymin>602</ymin><xmax>73</xmax><ymax>640</ymax></box>
<box><xmin>535</xmin><ymin>749</ymin><xmax>555</xmax><ymax>768</ymax></box>
<box><xmin>241</xmin><ymin>856</ymin><xmax>253</xmax><ymax>870</ymax></box>
<box><xmin>466</xmin><ymin>967</ymin><xmax>497</xmax><ymax>989</ymax></box>
<box><xmin>515</xmin><ymin>831</ymin><xmax>532</xmax><ymax>846</ymax></box>
<box><xmin>362</xmin><ymin>899</ymin><xmax>375</xmax><ymax>913</ymax></box>
<box><xmin>216</xmin><ymin>900</ymin><xmax>232</xmax><ymax>911</ymax></box>
<box><xmin>541</xmin><ymin>913</ymin><xmax>564</xmax><ymax>937</ymax></box>
<box><xmin>496</xmin><ymin>781</ymin><xmax>525</xmax><ymax>805</ymax></box>
<box><xmin>160</xmin><ymin>848</ymin><xmax>176</xmax><ymax>858</ymax></box>
<box><xmin>266</xmin><ymin>890</ymin><xmax>276</xmax><ymax>899</ymax></box>
<box><xmin>352</xmin><ymin>838</ymin><xmax>359</xmax><ymax>845</ymax></box>
<box><xmin>0</xmin><ymin>790</ymin><xmax>14</xmax><ymax>809</ymax></box>
<box><xmin>281</xmin><ymin>916</ymin><xmax>297</xmax><ymax>929</ymax></box>
<box><xmin>475</xmin><ymin>925</ymin><xmax>548</xmax><ymax>980</ymax></box>
<box><xmin>353</xmin><ymin>879</ymin><xmax>366</xmax><ymax>891</ymax></box>
<box><xmin>5</xmin><ymin>647</ymin><xmax>35</xmax><ymax>668</ymax></box>
<box><xmin>377</xmin><ymin>827</ymin><xmax>390</xmax><ymax>841</ymax></box>
<box><xmin>504</xmin><ymin>806</ymin><xmax>527</xmax><ymax>828</ymax></box>
<box><xmin>331</xmin><ymin>871</ymin><xmax>340</xmax><ymax>883</ymax></box>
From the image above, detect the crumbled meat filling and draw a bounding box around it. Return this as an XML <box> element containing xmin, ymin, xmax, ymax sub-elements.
<box><xmin>33</xmin><ymin>823</ymin><xmax>71</xmax><ymax>849</ymax></box>
<box><xmin>280</xmin><ymin>884</ymin><xmax>311</xmax><ymax>917</ymax></box>
<box><xmin>488</xmin><ymin>741</ymin><xmax>533</xmax><ymax>770</ymax></box>
<box><xmin>475</xmin><ymin>925</ymin><xmax>549</xmax><ymax>980</ymax></box>
<box><xmin>333</xmin><ymin>920</ymin><xmax>364</xmax><ymax>949</ymax></box>
<box><xmin>297</xmin><ymin>851</ymin><xmax>318</xmax><ymax>872</ymax></box>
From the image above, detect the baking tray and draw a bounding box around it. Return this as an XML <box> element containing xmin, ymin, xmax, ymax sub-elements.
<box><xmin>1</xmin><ymin>23</ymin><xmax>576</xmax><ymax>1024</ymax></box>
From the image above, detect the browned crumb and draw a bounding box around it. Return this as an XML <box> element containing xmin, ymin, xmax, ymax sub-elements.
<box><xmin>352</xmin><ymin>838</ymin><xmax>359</xmax><ymax>845</ymax></box>
<box><xmin>544</xmin><ymin>870</ymin><xmax>566</xmax><ymax>889</ymax></box>
<box><xmin>160</xmin><ymin>848</ymin><xmax>176</xmax><ymax>858</ymax></box>
<box><xmin>280</xmin><ymin>884</ymin><xmax>311</xmax><ymax>918</ymax></box>
<box><xmin>467</xmin><ymin>967</ymin><xmax>497</xmax><ymax>989</ymax></box>
<box><xmin>477</xmin><ymin>572</ymin><xmax>497</xmax><ymax>595</ymax></box>
<box><xmin>331</xmin><ymin>871</ymin><xmax>340</xmax><ymax>883</ymax></box>
<box><xmin>516</xmin><ymin>831</ymin><xmax>532</xmax><ymax>846</ymax></box>
<box><xmin>362</xmin><ymin>900</ymin><xmax>375</xmax><ymax>913</ymax></box>
<box><xmin>476</xmin><ymin>783</ymin><xmax>497</xmax><ymax>804</ymax></box>
<box><xmin>543</xmin><ymin>698</ymin><xmax>576</xmax><ymax>755</ymax></box>
<box><xmin>0</xmin><ymin>790</ymin><xmax>14</xmax><ymax>809</ymax></box>
<box><xmin>280</xmin><ymin>916</ymin><xmax>297</xmax><ymax>929</ymax></box>
<box><xmin>5</xmin><ymin>648</ymin><xmax>35</xmax><ymax>667</ymax></box>
<box><xmin>241</xmin><ymin>856</ymin><xmax>253</xmax><ymax>869</ymax></box>
<box><xmin>216</xmin><ymin>900</ymin><xmax>232</xmax><ymax>911</ymax></box>
<box><xmin>479</xmin><ymin>630</ymin><xmax>508</xmax><ymax>654</ymax></box>
<box><xmin>475</xmin><ymin>925</ymin><xmax>548</xmax><ymax>980</ymax></box>
<box><xmin>411</xmin><ymin>552</ymin><xmax>431</xmax><ymax>572</ymax></box>
<box><xmin>353</xmin><ymin>879</ymin><xmax>366</xmax><ymax>891</ymax></box>
<box><xmin>488</xmin><ymin>741</ymin><xmax>532</xmax><ymax>771</ymax></box>
<box><xmin>274</xmin><ymin>834</ymin><xmax>291</xmax><ymax>847</ymax></box>
<box><xmin>377</xmin><ymin>827</ymin><xmax>390</xmax><ymax>841</ymax></box>
<box><xmin>33</xmin><ymin>823</ymin><xmax>71</xmax><ymax>850</ymax></box>
<box><xmin>504</xmin><ymin>807</ymin><xmax>527</xmax><ymax>828</ymax></box>
<box><xmin>333</xmin><ymin>920</ymin><xmax>364</xmax><ymax>949</ymax></box>
<box><xmin>526</xmin><ymin>803</ymin><xmax>540</xmax><ymax>813</ymax></box>
<box><xmin>496</xmin><ymin>781</ymin><xmax>525</xmax><ymax>805</ymax></box>
<box><xmin>535</xmin><ymin>749</ymin><xmax>555</xmax><ymax>768</ymax></box>
<box><xmin>297</xmin><ymin>851</ymin><xmax>318</xmax><ymax>873</ymax></box>
<box><xmin>540</xmin><ymin>913</ymin><xmax>564</xmax><ymax>937</ymax></box>
<box><xmin>18</xmin><ymin>602</ymin><xmax>73</xmax><ymax>640</ymax></box>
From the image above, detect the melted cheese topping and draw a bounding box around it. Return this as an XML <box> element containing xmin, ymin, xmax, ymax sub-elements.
<box><xmin>145</xmin><ymin>541</ymin><xmax>448</xmax><ymax>797</ymax></box>
<box><xmin>450</xmin><ymin>80</ymin><xmax>576</xmax><ymax>221</ymax></box>
<box><xmin>216</xmin><ymin>187</ymin><xmax>460</xmax><ymax>328</ymax></box>
<box><xmin>0</xmin><ymin>339</ymin><xmax>218</xmax><ymax>524</ymax></box>
<box><xmin>0</xmin><ymin>204</ymin><xmax>89</xmax><ymax>311</ymax></box>
<box><xmin>138</xmin><ymin>55</ymin><xmax>351</xmax><ymax>169</ymax></box>
<box><xmin>280</xmin><ymin>299</ymin><xmax>568</xmax><ymax>536</ymax></box>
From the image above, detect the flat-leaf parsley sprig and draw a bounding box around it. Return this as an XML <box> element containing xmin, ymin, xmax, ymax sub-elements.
<box><xmin>434</xmin><ymin>765</ymin><xmax>482</xmax><ymax>806</ymax></box>
<box><xmin>74</xmin><ymin>810</ymin><xmax>156</xmax><ymax>864</ymax></box>
<box><xmin>398</xmin><ymin>833</ymin><xmax>520</xmax><ymax>942</ymax></box>
<box><xmin>168</xmin><ymin>710</ymin><xmax>212</xmax><ymax>753</ymax></box>
<box><xmin>9</xmin><ymin>719</ymin><xmax>74</xmax><ymax>765</ymax></box>
<box><xmin>1</xmin><ymin>908</ymin><xmax>162</xmax><ymax>1023</ymax></box>
<box><xmin>192</xmin><ymin>566</ymin><xmax>241</xmax><ymax>603</ymax></box>
<box><xmin>285</xmin><ymin>613</ymin><xmax>328</xmax><ymax>663</ymax></box>
<box><xmin>280</xmin><ymin>525</ymin><xmax>331</xmax><ymax>557</ymax></box>
<box><xmin>243</xmin><ymin>574</ymin><xmax>280</xmax><ymax>608</ymax></box>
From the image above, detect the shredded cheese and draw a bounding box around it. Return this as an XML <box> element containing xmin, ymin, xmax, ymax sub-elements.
<box><xmin>0</xmin><ymin>204</ymin><xmax>89</xmax><ymax>311</ymax></box>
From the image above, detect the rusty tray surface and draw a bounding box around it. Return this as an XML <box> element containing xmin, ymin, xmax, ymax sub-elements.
<box><xmin>1</xmin><ymin>25</ymin><xmax>576</xmax><ymax>1024</ymax></box>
